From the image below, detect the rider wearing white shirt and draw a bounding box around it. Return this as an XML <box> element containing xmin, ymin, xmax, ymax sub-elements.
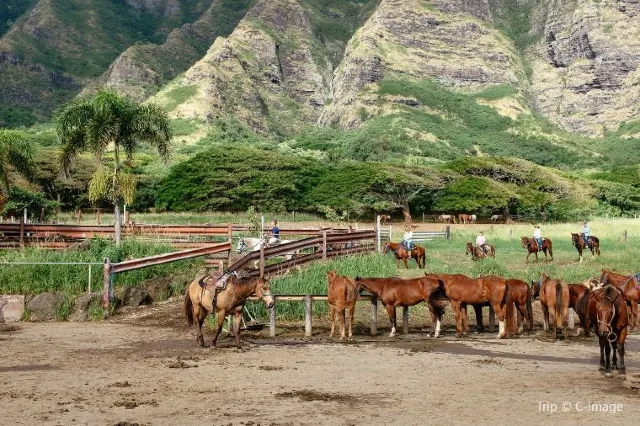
<box><xmin>533</xmin><ymin>225</ymin><xmax>543</xmax><ymax>249</ymax></box>
<box><xmin>401</xmin><ymin>226</ymin><xmax>414</xmax><ymax>258</ymax></box>
<box><xmin>476</xmin><ymin>232</ymin><xmax>487</xmax><ymax>253</ymax></box>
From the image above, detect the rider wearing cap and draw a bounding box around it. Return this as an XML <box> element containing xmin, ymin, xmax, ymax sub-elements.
<box><xmin>533</xmin><ymin>225</ymin><xmax>543</xmax><ymax>249</ymax></box>
<box><xmin>401</xmin><ymin>225</ymin><xmax>414</xmax><ymax>258</ymax></box>
<box><xmin>580</xmin><ymin>219</ymin><xmax>591</xmax><ymax>247</ymax></box>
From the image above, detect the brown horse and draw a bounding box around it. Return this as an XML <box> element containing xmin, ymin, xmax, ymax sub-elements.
<box><xmin>383</xmin><ymin>241</ymin><xmax>426</xmax><ymax>269</ymax></box>
<box><xmin>520</xmin><ymin>236</ymin><xmax>553</xmax><ymax>263</ymax></box>
<box><xmin>458</xmin><ymin>214</ymin><xmax>472</xmax><ymax>224</ymax></box>
<box><xmin>429</xmin><ymin>273</ymin><xmax>509</xmax><ymax>338</ymax></box>
<box><xmin>576</xmin><ymin>285</ymin><xmax>628</xmax><ymax>378</ymax></box>
<box><xmin>354</xmin><ymin>275</ymin><xmax>446</xmax><ymax>337</ymax></box>
<box><xmin>504</xmin><ymin>279</ymin><xmax>533</xmax><ymax>335</ymax></box>
<box><xmin>571</xmin><ymin>233</ymin><xmax>600</xmax><ymax>262</ymax></box>
<box><xmin>568</xmin><ymin>282</ymin><xmax>596</xmax><ymax>336</ymax></box>
<box><xmin>600</xmin><ymin>269</ymin><xmax>640</xmax><ymax>329</ymax></box>
<box><xmin>184</xmin><ymin>275</ymin><xmax>274</xmax><ymax>348</ymax></box>
<box><xmin>530</xmin><ymin>274</ymin><xmax>569</xmax><ymax>339</ymax></box>
<box><xmin>380</xmin><ymin>214</ymin><xmax>391</xmax><ymax>225</ymax></box>
<box><xmin>465</xmin><ymin>242</ymin><xmax>495</xmax><ymax>260</ymax></box>
<box><xmin>327</xmin><ymin>271</ymin><xmax>358</xmax><ymax>340</ymax></box>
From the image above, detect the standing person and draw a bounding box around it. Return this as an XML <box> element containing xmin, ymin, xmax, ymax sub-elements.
<box><xmin>268</xmin><ymin>219</ymin><xmax>280</xmax><ymax>246</ymax></box>
<box><xmin>401</xmin><ymin>225</ymin><xmax>414</xmax><ymax>258</ymax></box>
<box><xmin>580</xmin><ymin>219</ymin><xmax>591</xmax><ymax>247</ymax></box>
<box><xmin>533</xmin><ymin>225</ymin><xmax>543</xmax><ymax>249</ymax></box>
<box><xmin>476</xmin><ymin>231</ymin><xmax>487</xmax><ymax>253</ymax></box>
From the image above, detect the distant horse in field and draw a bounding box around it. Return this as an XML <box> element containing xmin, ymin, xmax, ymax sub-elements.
<box><xmin>530</xmin><ymin>273</ymin><xmax>569</xmax><ymax>339</ymax></box>
<box><xmin>490</xmin><ymin>214</ymin><xmax>502</xmax><ymax>223</ymax></box>
<box><xmin>184</xmin><ymin>275</ymin><xmax>274</xmax><ymax>348</ymax></box>
<box><xmin>571</xmin><ymin>232</ymin><xmax>600</xmax><ymax>262</ymax></box>
<box><xmin>355</xmin><ymin>275</ymin><xmax>446</xmax><ymax>337</ymax></box>
<box><xmin>520</xmin><ymin>236</ymin><xmax>553</xmax><ymax>263</ymax></box>
<box><xmin>383</xmin><ymin>241</ymin><xmax>426</xmax><ymax>269</ymax></box>
<box><xmin>504</xmin><ymin>279</ymin><xmax>533</xmax><ymax>335</ymax></box>
<box><xmin>438</xmin><ymin>214</ymin><xmax>456</xmax><ymax>224</ymax></box>
<box><xmin>326</xmin><ymin>271</ymin><xmax>358</xmax><ymax>340</ymax></box>
<box><xmin>576</xmin><ymin>285</ymin><xmax>628</xmax><ymax>378</ymax></box>
<box><xmin>600</xmin><ymin>269</ymin><xmax>640</xmax><ymax>329</ymax></box>
<box><xmin>465</xmin><ymin>242</ymin><xmax>495</xmax><ymax>260</ymax></box>
<box><xmin>471</xmin><ymin>214</ymin><xmax>477</xmax><ymax>224</ymax></box>
<box><xmin>428</xmin><ymin>273</ymin><xmax>510</xmax><ymax>338</ymax></box>
<box><xmin>458</xmin><ymin>214</ymin><xmax>472</xmax><ymax>224</ymax></box>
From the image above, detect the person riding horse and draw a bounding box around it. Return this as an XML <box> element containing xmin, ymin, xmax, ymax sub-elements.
<box><xmin>580</xmin><ymin>219</ymin><xmax>591</xmax><ymax>247</ymax></box>
<box><xmin>476</xmin><ymin>231</ymin><xmax>488</xmax><ymax>254</ymax></box>
<box><xmin>400</xmin><ymin>226</ymin><xmax>414</xmax><ymax>258</ymax></box>
<box><xmin>533</xmin><ymin>225</ymin><xmax>543</xmax><ymax>250</ymax></box>
<box><xmin>267</xmin><ymin>219</ymin><xmax>280</xmax><ymax>246</ymax></box>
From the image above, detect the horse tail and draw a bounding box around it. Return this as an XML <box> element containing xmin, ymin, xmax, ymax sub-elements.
<box><xmin>525</xmin><ymin>285</ymin><xmax>534</xmax><ymax>331</ymax></box>
<box><xmin>555</xmin><ymin>282</ymin><xmax>563</xmax><ymax>325</ymax></box>
<box><xmin>504</xmin><ymin>282</ymin><xmax>515</xmax><ymax>335</ymax></box>
<box><xmin>185</xmin><ymin>290</ymin><xmax>194</xmax><ymax>327</ymax></box>
<box><xmin>421</xmin><ymin>248</ymin><xmax>426</xmax><ymax>269</ymax></box>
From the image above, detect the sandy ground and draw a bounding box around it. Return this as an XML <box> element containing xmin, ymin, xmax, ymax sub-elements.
<box><xmin>1</xmin><ymin>300</ymin><xmax>639</xmax><ymax>426</ymax></box>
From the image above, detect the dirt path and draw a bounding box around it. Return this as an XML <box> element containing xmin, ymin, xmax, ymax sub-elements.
<box><xmin>2</xmin><ymin>300</ymin><xmax>639</xmax><ymax>426</ymax></box>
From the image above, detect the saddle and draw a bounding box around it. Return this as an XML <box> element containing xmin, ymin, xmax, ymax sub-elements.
<box><xmin>198</xmin><ymin>270</ymin><xmax>237</xmax><ymax>312</ymax></box>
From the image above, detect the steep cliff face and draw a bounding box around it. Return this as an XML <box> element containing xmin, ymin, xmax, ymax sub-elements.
<box><xmin>528</xmin><ymin>0</ymin><xmax>640</xmax><ymax>135</ymax></box>
<box><xmin>319</xmin><ymin>0</ymin><xmax>523</xmax><ymax>129</ymax></box>
<box><xmin>153</xmin><ymin>0</ymin><xmax>335</xmax><ymax>135</ymax></box>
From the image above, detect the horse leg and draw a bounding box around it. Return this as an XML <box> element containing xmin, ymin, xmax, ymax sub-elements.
<box><xmin>473</xmin><ymin>304</ymin><xmax>484</xmax><ymax>333</ymax></box>
<box><xmin>403</xmin><ymin>257</ymin><xmax>409</xmax><ymax>269</ymax></box>
<box><xmin>611</xmin><ymin>341</ymin><xmax>619</xmax><ymax>370</ymax></box>
<box><xmin>631</xmin><ymin>301</ymin><xmax>638</xmax><ymax>330</ymax></box>
<box><xmin>599</xmin><ymin>337</ymin><xmax>606</xmax><ymax>371</ymax></box>
<box><xmin>451</xmin><ymin>301</ymin><xmax>463</xmax><ymax>338</ymax></box>
<box><xmin>619</xmin><ymin>334</ymin><xmax>627</xmax><ymax>377</ymax></box>
<box><xmin>490</xmin><ymin>301</ymin><xmax>506</xmax><ymax>339</ymax></box>
<box><xmin>212</xmin><ymin>310</ymin><xmax>226</xmax><ymax>348</ymax></box>
<box><xmin>549</xmin><ymin>308</ymin><xmax>557</xmax><ymax>340</ymax></box>
<box><xmin>535</xmin><ymin>251</ymin><xmax>539</xmax><ymax>263</ymax></box>
<box><xmin>516</xmin><ymin>305</ymin><xmax>525</xmax><ymax>334</ymax></box>
<box><xmin>232</xmin><ymin>309</ymin><xmax>242</xmax><ymax>349</ymax></box>
<box><xmin>385</xmin><ymin>305</ymin><xmax>397</xmax><ymax>337</ymax></box>
<box><xmin>194</xmin><ymin>303</ymin><xmax>205</xmax><ymax>347</ymax></box>
<box><xmin>525</xmin><ymin>251</ymin><xmax>530</xmax><ymax>264</ymax></box>
<box><xmin>461</xmin><ymin>304</ymin><xmax>469</xmax><ymax>335</ymax></box>
<box><xmin>339</xmin><ymin>309</ymin><xmax>346</xmax><ymax>340</ymax></box>
<box><xmin>348</xmin><ymin>303</ymin><xmax>355</xmax><ymax>340</ymax></box>
<box><xmin>329</xmin><ymin>305</ymin><xmax>336</xmax><ymax>338</ymax></box>
<box><xmin>604</xmin><ymin>340</ymin><xmax>613</xmax><ymax>378</ymax></box>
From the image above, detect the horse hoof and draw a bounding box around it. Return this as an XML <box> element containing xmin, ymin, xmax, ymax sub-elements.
<box><xmin>598</xmin><ymin>366</ymin><xmax>605</xmax><ymax>372</ymax></box>
<box><xmin>619</xmin><ymin>374</ymin><xmax>626</xmax><ymax>380</ymax></box>
<box><xmin>604</xmin><ymin>372</ymin><xmax>613</xmax><ymax>379</ymax></box>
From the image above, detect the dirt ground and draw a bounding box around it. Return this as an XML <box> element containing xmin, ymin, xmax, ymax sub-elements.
<box><xmin>1</xmin><ymin>299</ymin><xmax>639</xmax><ymax>426</ymax></box>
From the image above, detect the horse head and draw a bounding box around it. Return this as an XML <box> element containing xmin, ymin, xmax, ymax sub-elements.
<box><xmin>520</xmin><ymin>237</ymin><xmax>529</xmax><ymax>248</ymax></box>
<box><xmin>599</xmin><ymin>269</ymin><xmax>609</xmax><ymax>285</ymax></box>
<box><xmin>256</xmin><ymin>278</ymin><xmax>275</xmax><ymax>309</ymax></box>
<box><xmin>530</xmin><ymin>280</ymin><xmax>541</xmax><ymax>300</ymax></box>
<box><xmin>237</xmin><ymin>238</ymin><xmax>246</xmax><ymax>253</ymax></box>
<box><xmin>465</xmin><ymin>242</ymin><xmax>473</xmax><ymax>256</ymax></box>
<box><xmin>326</xmin><ymin>270</ymin><xmax>337</xmax><ymax>285</ymax></box>
<box><xmin>383</xmin><ymin>242</ymin><xmax>391</xmax><ymax>254</ymax></box>
<box><xmin>571</xmin><ymin>233</ymin><xmax>579</xmax><ymax>246</ymax></box>
<box><xmin>596</xmin><ymin>286</ymin><xmax>620</xmax><ymax>339</ymax></box>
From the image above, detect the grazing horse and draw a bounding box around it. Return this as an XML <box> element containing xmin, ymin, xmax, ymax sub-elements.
<box><xmin>490</xmin><ymin>214</ymin><xmax>502</xmax><ymax>223</ymax></box>
<box><xmin>383</xmin><ymin>241</ymin><xmax>426</xmax><ymax>269</ymax></box>
<box><xmin>438</xmin><ymin>214</ymin><xmax>455</xmax><ymax>224</ymax></box>
<box><xmin>429</xmin><ymin>273</ymin><xmax>509</xmax><ymax>338</ymax></box>
<box><xmin>571</xmin><ymin>233</ymin><xmax>600</xmax><ymax>262</ymax></box>
<box><xmin>465</xmin><ymin>242</ymin><xmax>495</xmax><ymax>260</ymax></box>
<box><xmin>520</xmin><ymin>236</ymin><xmax>553</xmax><ymax>263</ymax></box>
<box><xmin>530</xmin><ymin>274</ymin><xmax>569</xmax><ymax>339</ymax></box>
<box><xmin>576</xmin><ymin>285</ymin><xmax>628</xmax><ymax>378</ymax></box>
<box><xmin>326</xmin><ymin>271</ymin><xmax>358</xmax><ymax>340</ymax></box>
<box><xmin>355</xmin><ymin>275</ymin><xmax>446</xmax><ymax>337</ymax></box>
<box><xmin>504</xmin><ymin>279</ymin><xmax>534</xmax><ymax>335</ymax></box>
<box><xmin>600</xmin><ymin>269</ymin><xmax>640</xmax><ymax>329</ymax></box>
<box><xmin>184</xmin><ymin>275</ymin><xmax>274</xmax><ymax>348</ymax></box>
<box><xmin>458</xmin><ymin>214</ymin><xmax>472</xmax><ymax>224</ymax></box>
<box><xmin>471</xmin><ymin>214</ymin><xmax>477</xmax><ymax>224</ymax></box>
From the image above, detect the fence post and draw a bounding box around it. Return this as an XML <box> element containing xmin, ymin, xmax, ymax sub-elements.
<box><xmin>624</xmin><ymin>230</ymin><xmax>628</xmax><ymax>242</ymax></box>
<box><xmin>259</xmin><ymin>244</ymin><xmax>265</xmax><ymax>280</ymax></box>
<box><xmin>19</xmin><ymin>219</ymin><xmax>25</xmax><ymax>247</ymax></box>
<box><xmin>23</xmin><ymin>208</ymin><xmax>27</xmax><ymax>224</ymax></box>
<box><xmin>376</xmin><ymin>215</ymin><xmax>381</xmax><ymax>253</ymax></box>
<box><xmin>87</xmin><ymin>264</ymin><xmax>92</xmax><ymax>294</ymax></box>
<box><xmin>261</xmin><ymin>215</ymin><xmax>264</xmax><ymax>236</ymax></box>
<box><xmin>103</xmin><ymin>257</ymin><xmax>112</xmax><ymax>308</ymax></box>
<box><xmin>96</xmin><ymin>209</ymin><xmax>101</xmax><ymax>224</ymax></box>
<box><xmin>270</xmin><ymin>301</ymin><xmax>276</xmax><ymax>338</ymax></box>
<box><xmin>402</xmin><ymin>306</ymin><xmax>409</xmax><ymax>334</ymax></box>
<box><xmin>370</xmin><ymin>296</ymin><xmax>378</xmax><ymax>336</ymax></box>
<box><xmin>568</xmin><ymin>308</ymin><xmax>575</xmax><ymax>330</ymax></box>
<box><xmin>293</xmin><ymin>211</ymin><xmax>296</xmax><ymax>222</ymax></box>
<box><xmin>227</xmin><ymin>224</ymin><xmax>233</xmax><ymax>265</ymax></box>
<box><xmin>445</xmin><ymin>225</ymin><xmax>451</xmax><ymax>240</ymax></box>
<box><xmin>322</xmin><ymin>230</ymin><xmax>327</xmax><ymax>260</ymax></box>
<box><xmin>509</xmin><ymin>228</ymin><xmax>512</xmax><ymax>240</ymax></box>
<box><xmin>488</xmin><ymin>306</ymin><xmax>496</xmax><ymax>332</ymax></box>
<box><xmin>305</xmin><ymin>295</ymin><xmax>313</xmax><ymax>337</ymax></box>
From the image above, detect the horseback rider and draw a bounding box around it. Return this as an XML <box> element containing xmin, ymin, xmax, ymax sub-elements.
<box><xmin>475</xmin><ymin>231</ymin><xmax>488</xmax><ymax>253</ymax></box>
<box><xmin>267</xmin><ymin>219</ymin><xmax>280</xmax><ymax>246</ymax></box>
<box><xmin>401</xmin><ymin>225</ymin><xmax>414</xmax><ymax>258</ymax></box>
<box><xmin>533</xmin><ymin>225</ymin><xmax>543</xmax><ymax>249</ymax></box>
<box><xmin>580</xmin><ymin>219</ymin><xmax>591</xmax><ymax>247</ymax></box>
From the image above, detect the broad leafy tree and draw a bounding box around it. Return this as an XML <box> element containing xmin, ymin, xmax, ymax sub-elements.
<box><xmin>56</xmin><ymin>90</ymin><xmax>171</xmax><ymax>245</ymax></box>
<box><xmin>0</xmin><ymin>129</ymin><xmax>34</xmax><ymax>211</ymax></box>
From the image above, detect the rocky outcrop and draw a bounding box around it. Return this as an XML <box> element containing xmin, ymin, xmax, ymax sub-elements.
<box><xmin>529</xmin><ymin>0</ymin><xmax>640</xmax><ymax>135</ymax></box>
<box><xmin>155</xmin><ymin>0</ymin><xmax>333</xmax><ymax>135</ymax></box>
<box><xmin>69</xmin><ymin>293</ymin><xmax>102</xmax><ymax>322</ymax></box>
<box><xmin>118</xmin><ymin>287</ymin><xmax>152</xmax><ymax>307</ymax></box>
<box><xmin>27</xmin><ymin>292</ymin><xmax>65</xmax><ymax>321</ymax></box>
<box><xmin>320</xmin><ymin>0</ymin><xmax>522</xmax><ymax>129</ymax></box>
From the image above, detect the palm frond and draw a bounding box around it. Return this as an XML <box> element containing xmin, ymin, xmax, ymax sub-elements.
<box><xmin>132</xmin><ymin>104</ymin><xmax>172</xmax><ymax>162</ymax></box>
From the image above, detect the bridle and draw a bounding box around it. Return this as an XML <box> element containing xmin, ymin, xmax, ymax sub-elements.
<box><xmin>237</xmin><ymin>237</ymin><xmax>265</xmax><ymax>253</ymax></box>
<box><xmin>596</xmin><ymin>294</ymin><xmax>619</xmax><ymax>343</ymax></box>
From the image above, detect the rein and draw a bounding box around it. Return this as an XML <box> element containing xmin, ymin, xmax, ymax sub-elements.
<box><xmin>596</xmin><ymin>294</ymin><xmax>619</xmax><ymax>343</ymax></box>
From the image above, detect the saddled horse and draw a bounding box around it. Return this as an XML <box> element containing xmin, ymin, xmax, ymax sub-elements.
<box><xmin>237</xmin><ymin>236</ymin><xmax>298</xmax><ymax>269</ymax></box>
<box><xmin>576</xmin><ymin>285</ymin><xmax>628</xmax><ymax>378</ymax></box>
<box><xmin>184</xmin><ymin>274</ymin><xmax>274</xmax><ymax>348</ymax></box>
<box><xmin>383</xmin><ymin>241</ymin><xmax>426</xmax><ymax>269</ymax></box>
<box><xmin>327</xmin><ymin>271</ymin><xmax>358</xmax><ymax>340</ymax></box>
<box><xmin>520</xmin><ymin>236</ymin><xmax>553</xmax><ymax>263</ymax></box>
<box><xmin>354</xmin><ymin>275</ymin><xmax>446</xmax><ymax>337</ymax></box>
<box><xmin>465</xmin><ymin>242</ymin><xmax>495</xmax><ymax>260</ymax></box>
<box><xmin>571</xmin><ymin>233</ymin><xmax>600</xmax><ymax>262</ymax></box>
<box><xmin>530</xmin><ymin>274</ymin><xmax>569</xmax><ymax>339</ymax></box>
<box><xmin>428</xmin><ymin>273</ymin><xmax>509</xmax><ymax>338</ymax></box>
<box><xmin>504</xmin><ymin>279</ymin><xmax>533</xmax><ymax>335</ymax></box>
<box><xmin>600</xmin><ymin>269</ymin><xmax>640</xmax><ymax>329</ymax></box>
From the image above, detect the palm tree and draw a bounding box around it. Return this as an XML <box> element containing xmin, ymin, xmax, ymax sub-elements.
<box><xmin>56</xmin><ymin>90</ymin><xmax>171</xmax><ymax>245</ymax></box>
<box><xmin>0</xmin><ymin>130</ymin><xmax>34</xmax><ymax>211</ymax></box>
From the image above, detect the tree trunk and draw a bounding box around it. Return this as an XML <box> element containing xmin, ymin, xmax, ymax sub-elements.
<box><xmin>114</xmin><ymin>202</ymin><xmax>122</xmax><ymax>246</ymax></box>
